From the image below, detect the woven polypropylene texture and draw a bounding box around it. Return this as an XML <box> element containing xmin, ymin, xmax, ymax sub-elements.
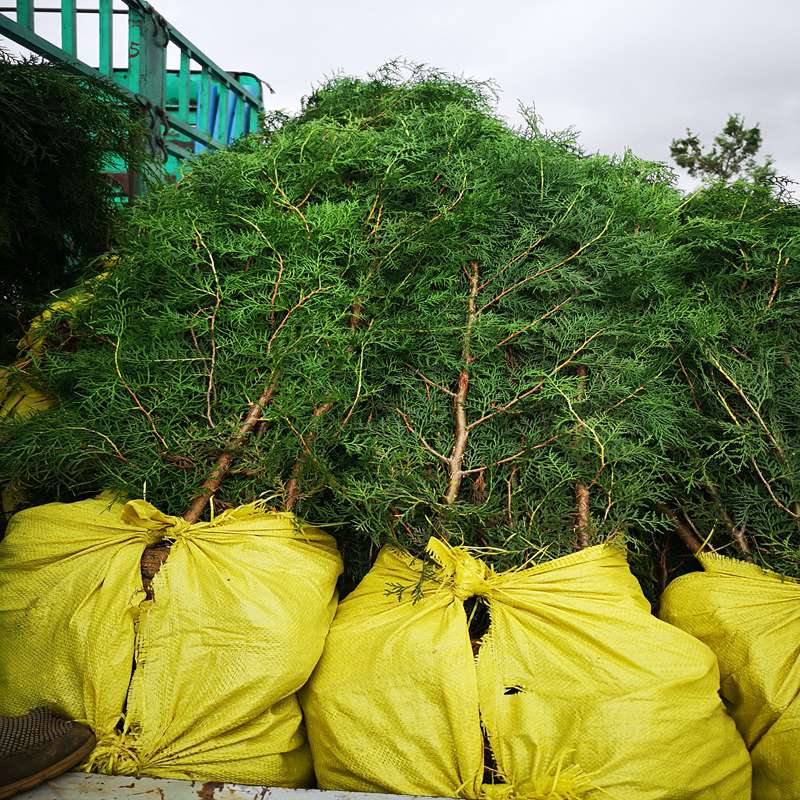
<box><xmin>0</xmin><ymin>497</ymin><xmax>144</xmax><ymax>740</ymax></box>
<box><xmin>660</xmin><ymin>554</ymin><xmax>800</xmax><ymax>800</ymax></box>
<box><xmin>0</xmin><ymin>708</ymin><xmax>72</xmax><ymax>758</ymax></box>
<box><xmin>0</xmin><ymin>497</ymin><xmax>342</xmax><ymax>787</ymax></box>
<box><xmin>88</xmin><ymin>500</ymin><xmax>343</xmax><ymax>786</ymax></box>
<box><xmin>301</xmin><ymin>539</ymin><xmax>751</xmax><ymax>800</ymax></box>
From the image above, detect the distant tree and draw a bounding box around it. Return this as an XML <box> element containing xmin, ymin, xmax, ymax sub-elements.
<box><xmin>670</xmin><ymin>114</ymin><xmax>791</xmax><ymax>197</ymax></box>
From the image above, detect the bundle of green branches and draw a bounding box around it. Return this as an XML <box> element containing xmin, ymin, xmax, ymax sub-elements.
<box><xmin>308</xmin><ymin>73</ymin><xmax>697</xmax><ymax>583</ymax></box>
<box><xmin>658</xmin><ymin>181</ymin><xmax>800</xmax><ymax>579</ymax></box>
<box><xmin>0</xmin><ymin>50</ymin><xmax>151</xmax><ymax>362</ymax></box>
<box><xmin>1</xmin><ymin>63</ymin><xmax>796</xmax><ymax>591</ymax></box>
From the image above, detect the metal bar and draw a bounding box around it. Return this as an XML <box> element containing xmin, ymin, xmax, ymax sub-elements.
<box><xmin>178</xmin><ymin>47</ymin><xmax>190</xmax><ymax>122</ymax></box>
<box><xmin>0</xmin><ymin>12</ymin><xmax>98</xmax><ymax>79</ymax></box>
<box><xmin>98</xmin><ymin>0</ymin><xmax>113</xmax><ymax>75</ymax></box>
<box><xmin>218</xmin><ymin>83</ymin><xmax>229</xmax><ymax>144</ymax></box>
<box><xmin>61</xmin><ymin>0</ymin><xmax>77</xmax><ymax>55</ymax></box>
<box><xmin>126</xmin><ymin>3</ymin><xmax>143</xmax><ymax>94</ymax></box>
<box><xmin>233</xmin><ymin>94</ymin><xmax>244</xmax><ymax>139</ymax></box>
<box><xmin>159</xmin><ymin>20</ymin><xmax>260</xmax><ymax>107</ymax></box>
<box><xmin>169</xmin><ymin>112</ymin><xmax>223</xmax><ymax>149</ymax></box>
<box><xmin>198</xmin><ymin>66</ymin><xmax>211</xmax><ymax>135</ymax></box>
<box><xmin>0</xmin><ymin>6</ymin><xmax>128</xmax><ymax>13</ymax></box>
<box><xmin>14</xmin><ymin>0</ymin><xmax>34</xmax><ymax>29</ymax></box>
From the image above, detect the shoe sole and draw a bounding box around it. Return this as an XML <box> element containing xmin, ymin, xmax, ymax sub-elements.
<box><xmin>0</xmin><ymin>733</ymin><xmax>97</xmax><ymax>800</ymax></box>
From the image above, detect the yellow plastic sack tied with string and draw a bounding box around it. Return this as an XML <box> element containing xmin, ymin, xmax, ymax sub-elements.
<box><xmin>301</xmin><ymin>539</ymin><xmax>750</xmax><ymax>800</ymax></box>
<box><xmin>0</xmin><ymin>496</ymin><xmax>342</xmax><ymax>786</ymax></box>
<box><xmin>659</xmin><ymin>554</ymin><xmax>800</xmax><ymax>800</ymax></box>
<box><xmin>0</xmin><ymin>497</ymin><xmax>146</xmax><ymax>741</ymax></box>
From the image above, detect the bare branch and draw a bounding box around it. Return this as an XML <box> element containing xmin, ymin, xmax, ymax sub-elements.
<box><xmin>479</xmin><ymin>216</ymin><xmax>612</xmax><ymax>314</ymax></box>
<box><xmin>705</xmin><ymin>484</ymin><xmax>752</xmax><ymax>559</ymax></box>
<box><xmin>193</xmin><ymin>224</ymin><xmax>221</xmax><ymax>428</ymax></box>
<box><xmin>708</xmin><ymin>354</ymin><xmax>785</xmax><ymax>461</ymax></box>
<box><xmin>493</xmin><ymin>294</ymin><xmax>574</xmax><ymax>351</ymax></box>
<box><xmin>267</xmin><ymin>285</ymin><xmax>329</xmax><ymax>353</ymax></box>
<box><xmin>468</xmin><ymin>329</ymin><xmax>604</xmax><ymax>430</ymax></box>
<box><xmin>267</xmin><ymin>165</ymin><xmax>311</xmax><ymax>234</ymax></box>
<box><xmin>656</xmin><ymin>503</ymin><xmax>702</xmax><ymax>553</ymax></box>
<box><xmin>182</xmin><ymin>375</ymin><xmax>279</xmax><ymax>524</ymax></box>
<box><xmin>341</xmin><ymin>346</ymin><xmax>366</xmax><ymax>428</ymax></box>
<box><xmin>751</xmin><ymin>458</ymin><xmax>800</xmax><ymax>519</ymax></box>
<box><xmin>284</xmin><ymin>403</ymin><xmax>333</xmax><ymax>512</ymax></box>
<box><xmin>414</xmin><ymin>368</ymin><xmax>456</xmax><ymax>397</ymax></box>
<box><xmin>462</xmin><ymin>449</ymin><xmax>525</xmax><ymax>475</ymax></box>
<box><xmin>574</xmin><ymin>482</ymin><xmax>591</xmax><ymax>549</ymax></box>
<box><xmin>396</xmin><ymin>408</ymin><xmax>449</xmax><ymax>464</ymax></box>
<box><xmin>443</xmin><ymin>261</ymin><xmax>480</xmax><ymax>505</ymax></box>
<box><xmin>61</xmin><ymin>427</ymin><xmax>127</xmax><ymax>462</ymax></box>
<box><xmin>112</xmin><ymin>339</ymin><xmax>167</xmax><ymax>451</ymax></box>
<box><xmin>766</xmin><ymin>249</ymin><xmax>786</xmax><ymax>310</ymax></box>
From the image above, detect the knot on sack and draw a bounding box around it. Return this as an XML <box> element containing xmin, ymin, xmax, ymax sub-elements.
<box><xmin>121</xmin><ymin>498</ymin><xmax>194</xmax><ymax>545</ymax></box>
<box><xmin>85</xmin><ymin>729</ymin><xmax>141</xmax><ymax>776</ymax></box>
<box><xmin>479</xmin><ymin>755</ymin><xmax>596</xmax><ymax>800</ymax></box>
<box><xmin>427</xmin><ymin>537</ymin><xmax>493</xmax><ymax>600</ymax></box>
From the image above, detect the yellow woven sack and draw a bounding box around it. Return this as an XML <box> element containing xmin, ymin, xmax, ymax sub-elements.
<box><xmin>0</xmin><ymin>368</ymin><xmax>53</xmax><ymax>515</ymax></box>
<box><xmin>659</xmin><ymin>554</ymin><xmax>800</xmax><ymax>800</ymax></box>
<box><xmin>0</xmin><ymin>497</ymin><xmax>143</xmax><ymax>738</ymax></box>
<box><xmin>301</xmin><ymin>539</ymin><xmax>751</xmax><ymax>800</ymax></box>
<box><xmin>0</xmin><ymin>497</ymin><xmax>342</xmax><ymax>786</ymax></box>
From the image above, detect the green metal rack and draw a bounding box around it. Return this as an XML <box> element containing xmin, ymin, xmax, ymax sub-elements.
<box><xmin>0</xmin><ymin>0</ymin><xmax>266</xmax><ymax>195</ymax></box>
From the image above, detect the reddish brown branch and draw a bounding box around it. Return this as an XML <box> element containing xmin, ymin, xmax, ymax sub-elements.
<box><xmin>493</xmin><ymin>294</ymin><xmax>574</xmax><ymax>350</ymax></box>
<box><xmin>656</xmin><ymin>503</ymin><xmax>702</xmax><ymax>554</ymax></box>
<box><xmin>468</xmin><ymin>330</ymin><xmax>603</xmax><ymax>432</ymax></box>
<box><xmin>182</xmin><ymin>376</ymin><xmax>279</xmax><ymax>524</ymax></box>
<box><xmin>766</xmin><ymin>251</ymin><xmax>786</xmax><ymax>310</ymax></box>
<box><xmin>574</xmin><ymin>482</ymin><xmax>591</xmax><ymax>549</ymax></box>
<box><xmin>443</xmin><ymin>261</ymin><xmax>480</xmax><ymax>505</ymax></box>
<box><xmin>574</xmin><ymin>365</ymin><xmax>590</xmax><ymax>549</ymax></box>
<box><xmin>705</xmin><ymin>485</ymin><xmax>752</xmax><ymax>559</ymax></box>
<box><xmin>506</xmin><ymin>465</ymin><xmax>519</xmax><ymax>526</ymax></box>
<box><xmin>396</xmin><ymin>408</ymin><xmax>448</xmax><ymax>463</ymax></box>
<box><xmin>414</xmin><ymin>369</ymin><xmax>456</xmax><ymax>397</ymax></box>
<box><xmin>284</xmin><ymin>402</ymin><xmax>332</xmax><ymax>512</ymax></box>
<box><xmin>267</xmin><ymin>285</ymin><xmax>328</xmax><ymax>353</ymax></box>
<box><xmin>269</xmin><ymin>251</ymin><xmax>285</xmax><ymax>326</ymax></box>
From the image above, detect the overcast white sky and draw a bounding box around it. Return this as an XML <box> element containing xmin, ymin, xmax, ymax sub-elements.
<box><xmin>10</xmin><ymin>0</ymin><xmax>800</xmax><ymax>190</ymax></box>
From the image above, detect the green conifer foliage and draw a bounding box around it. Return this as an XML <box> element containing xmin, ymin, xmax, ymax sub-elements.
<box><xmin>1</xmin><ymin>65</ymin><xmax>797</xmax><ymax>589</ymax></box>
<box><xmin>663</xmin><ymin>182</ymin><xmax>800</xmax><ymax>578</ymax></box>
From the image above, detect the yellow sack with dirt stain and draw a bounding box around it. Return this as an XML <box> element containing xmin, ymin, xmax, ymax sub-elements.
<box><xmin>659</xmin><ymin>554</ymin><xmax>800</xmax><ymax>800</ymax></box>
<box><xmin>301</xmin><ymin>539</ymin><xmax>750</xmax><ymax>800</ymax></box>
<box><xmin>0</xmin><ymin>496</ymin><xmax>342</xmax><ymax>786</ymax></box>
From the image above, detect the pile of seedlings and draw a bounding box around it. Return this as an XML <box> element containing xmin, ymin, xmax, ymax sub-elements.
<box><xmin>0</xmin><ymin>64</ymin><xmax>797</xmax><ymax>593</ymax></box>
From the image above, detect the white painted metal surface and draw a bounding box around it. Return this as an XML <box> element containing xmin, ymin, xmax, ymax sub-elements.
<box><xmin>21</xmin><ymin>773</ymin><xmax>446</xmax><ymax>800</ymax></box>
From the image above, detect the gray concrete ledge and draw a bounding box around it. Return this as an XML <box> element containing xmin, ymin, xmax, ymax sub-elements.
<box><xmin>21</xmin><ymin>773</ymin><xmax>446</xmax><ymax>800</ymax></box>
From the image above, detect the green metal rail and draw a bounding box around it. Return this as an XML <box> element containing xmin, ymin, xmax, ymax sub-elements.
<box><xmin>0</xmin><ymin>0</ymin><xmax>266</xmax><ymax>194</ymax></box>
